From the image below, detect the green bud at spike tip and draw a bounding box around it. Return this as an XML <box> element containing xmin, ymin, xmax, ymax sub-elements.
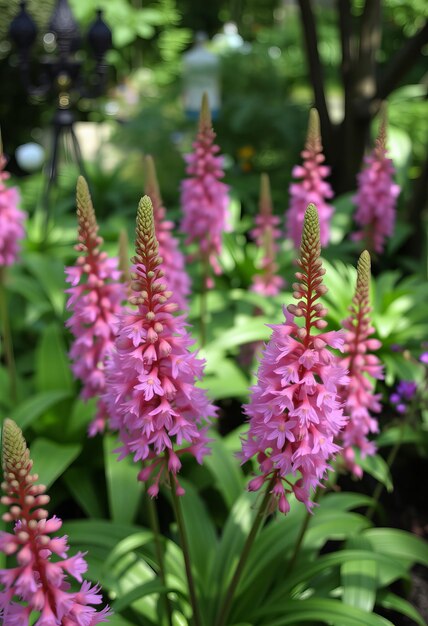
<box><xmin>300</xmin><ymin>203</ymin><xmax>321</xmax><ymax>258</ymax></box>
<box><xmin>2</xmin><ymin>419</ymin><xmax>29</xmax><ymax>476</ymax></box>
<box><xmin>76</xmin><ymin>176</ymin><xmax>96</xmax><ymax>226</ymax></box>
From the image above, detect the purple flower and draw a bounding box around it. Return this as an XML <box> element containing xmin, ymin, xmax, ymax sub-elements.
<box><xmin>0</xmin><ymin>420</ymin><xmax>111</xmax><ymax>624</ymax></box>
<box><xmin>352</xmin><ymin>114</ymin><xmax>400</xmax><ymax>254</ymax></box>
<box><xmin>285</xmin><ymin>109</ymin><xmax>334</xmax><ymax>249</ymax></box>
<box><xmin>241</xmin><ymin>204</ymin><xmax>349</xmax><ymax>514</ymax></box>
<box><xmin>396</xmin><ymin>381</ymin><xmax>417</xmax><ymax>401</ymax></box>
<box><xmin>390</xmin><ymin>380</ymin><xmax>418</xmax><ymax>415</ymax></box>
<box><xmin>180</xmin><ymin>94</ymin><xmax>230</xmax><ymax>288</ymax></box>
<box><xmin>65</xmin><ymin>177</ymin><xmax>125</xmax><ymax>436</ymax></box>
<box><xmin>339</xmin><ymin>251</ymin><xmax>383</xmax><ymax>477</ymax></box>
<box><xmin>250</xmin><ymin>173</ymin><xmax>285</xmax><ymax>297</ymax></box>
<box><xmin>0</xmin><ymin>151</ymin><xmax>26</xmax><ymax>267</ymax></box>
<box><xmin>419</xmin><ymin>352</ymin><xmax>428</xmax><ymax>365</ymax></box>
<box><xmin>106</xmin><ymin>196</ymin><xmax>217</xmax><ymax>496</ymax></box>
<box><xmin>145</xmin><ymin>155</ymin><xmax>190</xmax><ymax>311</ymax></box>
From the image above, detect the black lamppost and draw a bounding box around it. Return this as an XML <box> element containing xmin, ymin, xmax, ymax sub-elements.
<box><xmin>9</xmin><ymin>0</ymin><xmax>112</xmax><ymax>209</ymax></box>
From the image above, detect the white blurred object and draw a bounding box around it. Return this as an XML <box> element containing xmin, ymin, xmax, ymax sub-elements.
<box><xmin>182</xmin><ymin>32</ymin><xmax>220</xmax><ymax>120</ymax></box>
<box><xmin>15</xmin><ymin>142</ymin><xmax>45</xmax><ymax>172</ymax></box>
<box><xmin>212</xmin><ymin>22</ymin><xmax>244</xmax><ymax>51</ymax></box>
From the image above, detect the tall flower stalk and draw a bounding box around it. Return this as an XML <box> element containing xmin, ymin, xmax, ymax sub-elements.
<box><xmin>145</xmin><ymin>155</ymin><xmax>190</xmax><ymax>312</ymax></box>
<box><xmin>286</xmin><ymin>109</ymin><xmax>334</xmax><ymax>248</ymax></box>
<box><xmin>0</xmin><ymin>142</ymin><xmax>25</xmax><ymax>268</ymax></box>
<box><xmin>106</xmin><ymin>196</ymin><xmax>216</xmax><ymax>626</ymax></box>
<box><xmin>339</xmin><ymin>250</ymin><xmax>383</xmax><ymax>476</ymax></box>
<box><xmin>0</xmin><ymin>141</ymin><xmax>26</xmax><ymax>403</ymax></box>
<box><xmin>215</xmin><ymin>204</ymin><xmax>349</xmax><ymax>626</ymax></box>
<box><xmin>242</xmin><ymin>203</ymin><xmax>349</xmax><ymax>513</ymax></box>
<box><xmin>180</xmin><ymin>93</ymin><xmax>229</xmax><ymax>343</ymax></box>
<box><xmin>352</xmin><ymin>113</ymin><xmax>400</xmax><ymax>254</ymax></box>
<box><xmin>65</xmin><ymin>177</ymin><xmax>125</xmax><ymax>436</ymax></box>
<box><xmin>250</xmin><ymin>173</ymin><xmax>284</xmax><ymax>297</ymax></box>
<box><xmin>0</xmin><ymin>419</ymin><xmax>111</xmax><ymax>624</ymax></box>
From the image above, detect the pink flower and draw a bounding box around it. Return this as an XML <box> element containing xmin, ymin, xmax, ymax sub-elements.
<box><xmin>242</xmin><ymin>204</ymin><xmax>349</xmax><ymax>513</ymax></box>
<box><xmin>180</xmin><ymin>93</ymin><xmax>230</xmax><ymax>288</ymax></box>
<box><xmin>352</xmin><ymin>115</ymin><xmax>400</xmax><ymax>254</ymax></box>
<box><xmin>106</xmin><ymin>196</ymin><xmax>217</xmax><ymax>495</ymax></box>
<box><xmin>0</xmin><ymin>150</ymin><xmax>26</xmax><ymax>267</ymax></box>
<box><xmin>285</xmin><ymin>109</ymin><xmax>334</xmax><ymax>249</ymax></box>
<box><xmin>250</xmin><ymin>173</ymin><xmax>285</xmax><ymax>297</ymax></box>
<box><xmin>145</xmin><ymin>155</ymin><xmax>190</xmax><ymax>311</ymax></box>
<box><xmin>65</xmin><ymin>177</ymin><xmax>125</xmax><ymax>436</ymax></box>
<box><xmin>339</xmin><ymin>250</ymin><xmax>383</xmax><ymax>477</ymax></box>
<box><xmin>0</xmin><ymin>419</ymin><xmax>112</xmax><ymax>625</ymax></box>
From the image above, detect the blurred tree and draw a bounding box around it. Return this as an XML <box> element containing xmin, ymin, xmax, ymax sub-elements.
<box><xmin>297</xmin><ymin>0</ymin><xmax>428</xmax><ymax>192</ymax></box>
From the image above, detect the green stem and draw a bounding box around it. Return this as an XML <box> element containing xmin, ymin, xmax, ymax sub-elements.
<box><xmin>214</xmin><ymin>476</ymin><xmax>275</xmax><ymax>626</ymax></box>
<box><xmin>287</xmin><ymin>487</ymin><xmax>320</xmax><ymax>574</ymax></box>
<box><xmin>146</xmin><ymin>495</ymin><xmax>173</xmax><ymax>626</ymax></box>
<box><xmin>169</xmin><ymin>474</ymin><xmax>202</xmax><ymax>626</ymax></box>
<box><xmin>366</xmin><ymin>421</ymin><xmax>405</xmax><ymax>521</ymax></box>
<box><xmin>0</xmin><ymin>269</ymin><xmax>17</xmax><ymax>403</ymax></box>
<box><xmin>199</xmin><ymin>256</ymin><xmax>209</xmax><ymax>347</ymax></box>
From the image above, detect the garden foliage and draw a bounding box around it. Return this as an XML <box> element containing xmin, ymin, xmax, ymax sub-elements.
<box><xmin>0</xmin><ymin>96</ymin><xmax>427</xmax><ymax>626</ymax></box>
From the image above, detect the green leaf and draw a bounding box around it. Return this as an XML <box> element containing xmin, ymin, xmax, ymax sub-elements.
<box><xmin>261</xmin><ymin>599</ymin><xmax>394</xmax><ymax>626</ymax></box>
<box><xmin>203</xmin><ymin>356</ymin><xmax>250</xmax><ymax>400</ymax></box>
<box><xmin>35</xmin><ymin>323</ymin><xmax>74</xmax><ymax>393</ymax></box>
<box><xmin>63</xmin><ymin>520</ymin><xmax>139</xmax><ymax>551</ymax></box>
<box><xmin>104</xmin><ymin>531</ymin><xmax>153</xmax><ymax>577</ymax></box>
<box><xmin>112</xmin><ymin>580</ymin><xmax>167</xmax><ymax>612</ymax></box>
<box><xmin>206</xmin><ymin>317</ymin><xmax>271</xmax><ymax>351</ymax></box>
<box><xmin>270</xmin><ymin>550</ymin><xmax>407</xmax><ymax>600</ymax></box>
<box><xmin>363</xmin><ymin>528</ymin><xmax>428</xmax><ymax>568</ymax></box>
<box><xmin>10</xmin><ymin>390</ymin><xmax>71</xmax><ymax>430</ymax></box>
<box><xmin>341</xmin><ymin>537</ymin><xmax>378</xmax><ymax>612</ymax></box>
<box><xmin>30</xmin><ymin>439</ymin><xmax>81</xmax><ymax>488</ymax></box>
<box><xmin>304</xmin><ymin>511</ymin><xmax>371</xmax><ymax>548</ymax></box>
<box><xmin>204</xmin><ymin>432</ymin><xmax>244</xmax><ymax>508</ymax></box>
<box><xmin>376</xmin><ymin>425</ymin><xmax>427</xmax><ymax>448</ymax></box>
<box><xmin>63</xmin><ymin>467</ymin><xmax>106</xmax><ymax>518</ymax></box>
<box><xmin>104</xmin><ymin>434</ymin><xmax>144</xmax><ymax>523</ymax></box>
<box><xmin>24</xmin><ymin>252</ymin><xmax>66</xmax><ymax>316</ymax></box>
<box><xmin>355</xmin><ymin>451</ymin><xmax>393</xmax><ymax>492</ymax></box>
<box><xmin>377</xmin><ymin>590</ymin><xmax>427</xmax><ymax>626</ymax></box>
<box><xmin>205</xmin><ymin>492</ymin><xmax>261</xmax><ymax>623</ymax></box>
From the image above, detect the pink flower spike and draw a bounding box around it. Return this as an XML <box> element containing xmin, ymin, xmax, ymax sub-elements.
<box><xmin>145</xmin><ymin>155</ymin><xmax>190</xmax><ymax>311</ymax></box>
<box><xmin>250</xmin><ymin>173</ymin><xmax>285</xmax><ymax>297</ymax></box>
<box><xmin>106</xmin><ymin>196</ymin><xmax>217</xmax><ymax>496</ymax></box>
<box><xmin>65</xmin><ymin>177</ymin><xmax>125</xmax><ymax>436</ymax></box>
<box><xmin>180</xmin><ymin>93</ymin><xmax>230</xmax><ymax>287</ymax></box>
<box><xmin>352</xmin><ymin>111</ymin><xmax>400</xmax><ymax>254</ymax></box>
<box><xmin>0</xmin><ymin>141</ymin><xmax>26</xmax><ymax>268</ymax></box>
<box><xmin>0</xmin><ymin>420</ymin><xmax>111</xmax><ymax>624</ymax></box>
<box><xmin>339</xmin><ymin>251</ymin><xmax>383</xmax><ymax>476</ymax></box>
<box><xmin>242</xmin><ymin>204</ymin><xmax>349</xmax><ymax>514</ymax></box>
<box><xmin>285</xmin><ymin>109</ymin><xmax>334</xmax><ymax>248</ymax></box>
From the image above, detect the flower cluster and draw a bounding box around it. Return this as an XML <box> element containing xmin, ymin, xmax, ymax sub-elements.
<box><xmin>251</xmin><ymin>173</ymin><xmax>284</xmax><ymax>297</ymax></box>
<box><xmin>65</xmin><ymin>177</ymin><xmax>125</xmax><ymax>436</ymax></box>
<box><xmin>145</xmin><ymin>155</ymin><xmax>190</xmax><ymax>311</ymax></box>
<box><xmin>106</xmin><ymin>196</ymin><xmax>217</xmax><ymax>496</ymax></box>
<box><xmin>0</xmin><ymin>419</ymin><xmax>111</xmax><ymax>625</ymax></box>
<box><xmin>390</xmin><ymin>381</ymin><xmax>418</xmax><ymax>415</ymax></box>
<box><xmin>286</xmin><ymin>109</ymin><xmax>334</xmax><ymax>249</ymax></box>
<box><xmin>352</xmin><ymin>114</ymin><xmax>400</xmax><ymax>254</ymax></box>
<box><xmin>339</xmin><ymin>250</ymin><xmax>383</xmax><ymax>477</ymax></box>
<box><xmin>0</xmin><ymin>148</ymin><xmax>25</xmax><ymax>267</ymax></box>
<box><xmin>242</xmin><ymin>204</ymin><xmax>349</xmax><ymax>513</ymax></box>
<box><xmin>180</xmin><ymin>93</ymin><xmax>229</xmax><ymax>287</ymax></box>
